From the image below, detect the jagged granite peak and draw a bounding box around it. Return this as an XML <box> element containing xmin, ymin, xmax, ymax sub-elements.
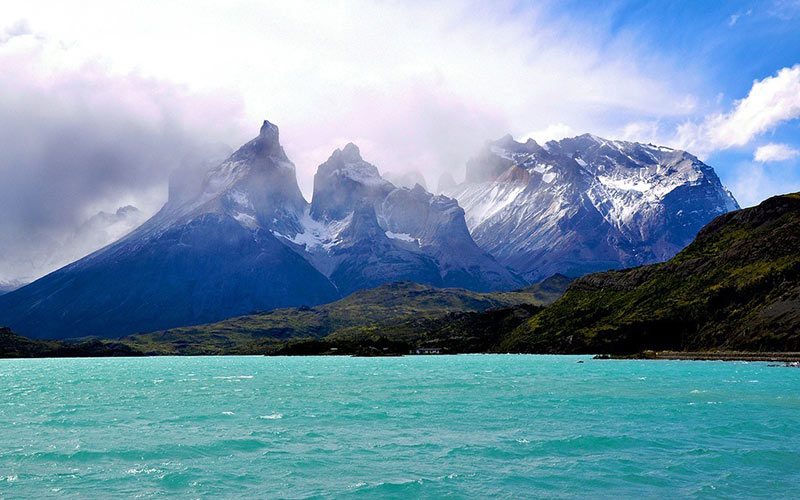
<box><xmin>381</xmin><ymin>184</ymin><xmax>472</xmax><ymax>245</ymax></box>
<box><xmin>381</xmin><ymin>185</ymin><xmax>526</xmax><ymax>291</ymax></box>
<box><xmin>310</xmin><ymin>143</ymin><xmax>395</xmax><ymax>221</ymax></box>
<box><xmin>281</xmin><ymin>147</ymin><xmax>525</xmax><ymax>293</ymax></box>
<box><xmin>465</xmin><ymin>135</ymin><xmax>543</xmax><ymax>183</ymax></box>
<box><xmin>327</xmin><ymin>200</ymin><xmax>443</xmax><ymax>295</ymax></box>
<box><xmin>338</xmin><ymin>142</ymin><xmax>363</xmax><ymax>162</ymax></box>
<box><xmin>136</xmin><ymin>120</ymin><xmax>308</xmax><ymax>240</ymax></box>
<box><xmin>445</xmin><ymin>133</ymin><xmax>740</xmax><ymax>282</ymax></box>
<box><xmin>0</xmin><ymin>120</ymin><xmax>339</xmax><ymax>339</ymax></box>
<box><xmin>337</xmin><ymin>199</ymin><xmax>387</xmax><ymax>244</ymax></box>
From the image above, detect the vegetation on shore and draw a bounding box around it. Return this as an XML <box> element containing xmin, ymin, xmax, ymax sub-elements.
<box><xmin>502</xmin><ymin>193</ymin><xmax>800</xmax><ymax>354</ymax></box>
<box><xmin>117</xmin><ymin>276</ymin><xmax>570</xmax><ymax>355</ymax></box>
<box><xmin>0</xmin><ymin>327</ymin><xmax>142</xmax><ymax>358</ymax></box>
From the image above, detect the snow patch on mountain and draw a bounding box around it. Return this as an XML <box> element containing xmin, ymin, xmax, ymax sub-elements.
<box><xmin>277</xmin><ymin>210</ymin><xmax>352</xmax><ymax>251</ymax></box>
<box><xmin>233</xmin><ymin>212</ymin><xmax>259</xmax><ymax>229</ymax></box>
<box><xmin>385</xmin><ymin>231</ymin><xmax>416</xmax><ymax>242</ymax></box>
<box><xmin>452</xmin><ymin>182</ymin><xmax>527</xmax><ymax>229</ymax></box>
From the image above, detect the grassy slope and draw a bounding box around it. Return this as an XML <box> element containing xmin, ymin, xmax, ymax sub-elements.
<box><xmin>501</xmin><ymin>193</ymin><xmax>800</xmax><ymax>354</ymax></box>
<box><xmin>0</xmin><ymin>327</ymin><xmax>143</xmax><ymax>358</ymax></box>
<box><xmin>123</xmin><ymin>277</ymin><xmax>570</xmax><ymax>355</ymax></box>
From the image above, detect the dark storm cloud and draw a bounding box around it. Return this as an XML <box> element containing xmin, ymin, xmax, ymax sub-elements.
<box><xmin>0</xmin><ymin>31</ymin><xmax>248</xmax><ymax>280</ymax></box>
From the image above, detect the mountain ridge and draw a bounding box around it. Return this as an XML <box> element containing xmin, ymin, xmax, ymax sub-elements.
<box><xmin>445</xmin><ymin>133</ymin><xmax>739</xmax><ymax>281</ymax></box>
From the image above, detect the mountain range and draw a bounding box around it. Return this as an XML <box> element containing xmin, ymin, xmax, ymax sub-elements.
<box><xmin>3</xmin><ymin>191</ymin><xmax>797</xmax><ymax>356</ymax></box>
<box><xmin>444</xmin><ymin>134</ymin><xmax>739</xmax><ymax>281</ymax></box>
<box><xmin>0</xmin><ymin>122</ymin><xmax>521</xmax><ymax>339</ymax></box>
<box><xmin>0</xmin><ymin>121</ymin><xmax>738</xmax><ymax>340</ymax></box>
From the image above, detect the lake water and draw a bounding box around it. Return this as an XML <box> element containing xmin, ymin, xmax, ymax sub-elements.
<box><xmin>0</xmin><ymin>355</ymin><xmax>799</xmax><ymax>498</ymax></box>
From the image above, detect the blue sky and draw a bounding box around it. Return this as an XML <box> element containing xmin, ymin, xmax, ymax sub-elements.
<box><xmin>531</xmin><ymin>0</ymin><xmax>800</xmax><ymax>206</ymax></box>
<box><xmin>0</xmin><ymin>0</ymin><xmax>798</xmax><ymax>280</ymax></box>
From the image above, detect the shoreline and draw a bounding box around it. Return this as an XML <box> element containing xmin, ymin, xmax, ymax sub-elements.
<box><xmin>605</xmin><ymin>351</ymin><xmax>800</xmax><ymax>363</ymax></box>
<box><xmin>3</xmin><ymin>351</ymin><xmax>800</xmax><ymax>362</ymax></box>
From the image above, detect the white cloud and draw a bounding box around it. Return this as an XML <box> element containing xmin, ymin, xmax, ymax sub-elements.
<box><xmin>0</xmin><ymin>2</ymin><xmax>759</xmax><ymax>277</ymax></box>
<box><xmin>728</xmin><ymin>9</ymin><xmax>752</xmax><ymax>26</ymax></box>
<box><xmin>675</xmin><ymin>65</ymin><xmax>800</xmax><ymax>154</ymax></box>
<box><xmin>0</xmin><ymin>0</ymin><xmax>700</xmax><ymax>196</ymax></box>
<box><xmin>754</xmin><ymin>143</ymin><xmax>800</xmax><ymax>162</ymax></box>
<box><xmin>522</xmin><ymin>123</ymin><xmax>574</xmax><ymax>144</ymax></box>
<box><xmin>618</xmin><ymin>120</ymin><xmax>663</xmax><ymax>144</ymax></box>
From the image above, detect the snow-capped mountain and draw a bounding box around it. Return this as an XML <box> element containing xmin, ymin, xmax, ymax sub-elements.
<box><xmin>279</xmin><ymin>143</ymin><xmax>525</xmax><ymax>294</ymax></box>
<box><xmin>0</xmin><ymin>121</ymin><xmax>339</xmax><ymax>339</ymax></box>
<box><xmin>444</xmin><ymin>133</ymin><xmax>739</xmax><ymax>281</ymax></box>
<box><xmin>0</xmin><ymin>122</ymin><xmax>521</xmax><ymax>339</ymax></box>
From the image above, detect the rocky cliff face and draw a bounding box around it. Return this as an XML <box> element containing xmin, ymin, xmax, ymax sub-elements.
<box><xmin>445</xmin><ymin>133</ymin><xmax>739</xmax><ymax>281</ymax></box>
<box><xmin>309</xmin><ymin>143</ymin><xmax>395</xmax><ymax>221</ymax></box>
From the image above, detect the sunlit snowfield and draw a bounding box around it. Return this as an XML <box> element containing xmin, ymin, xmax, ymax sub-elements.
<box><xmin>1</xmin><ymin>355</ymin><xmax>799</xmax><ymax>498</ymax></box>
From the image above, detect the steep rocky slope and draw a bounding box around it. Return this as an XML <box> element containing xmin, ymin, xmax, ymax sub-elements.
<box><xmin>445</xmin><ymin>134</ymin><xmax>739</xmax><ymax>281</ymax></box>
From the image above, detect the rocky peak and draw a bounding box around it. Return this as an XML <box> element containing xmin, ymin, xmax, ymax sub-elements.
<box><xmin>225</xmin><ymin>119</ymin><xmax>289</xmax><ymax>166</ymax></box>
<box><xmin>465</xmin><ymin>134</ymin><xmax>547</xmax><ymax>183</ymax></box>
<box><xmin>140</xmin><ymin>120</ymin><xmax>307</xmax><ymax>237</ymax></box>
<box><xmin>337</xmin><ymin>142</ymin><xmax>363</xmax><ymax>163</ymax></box>
<box><xmin>310</xmin><ymin>144</ymin><xmax>395</xmax><ymax>221</ymax></box>
<box><xmin>259</xmin><ymin>119</ymin><xmax>279</xmax><ymax>141</ymax></box>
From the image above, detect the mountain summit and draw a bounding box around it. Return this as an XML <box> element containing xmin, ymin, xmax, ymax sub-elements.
<box><xmin>444</xmin><ymin>133</ymin><xmax>739</xmax><ymax>281</ymax></box>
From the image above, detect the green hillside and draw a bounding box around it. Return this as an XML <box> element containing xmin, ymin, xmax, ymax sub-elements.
<box><xmin>0</xmin><ymin>327</ymin><xmax>142</xmax><ymax>358</ymax></box>
<box><xmin>502</xmin><ymin>193</ymin><xmax>800</xmax><ymax>353</ymax></box>
<box><xmin>122</xmin><ymin>276</ymin><xmax>570</xmax><ymax>355</ymax></box>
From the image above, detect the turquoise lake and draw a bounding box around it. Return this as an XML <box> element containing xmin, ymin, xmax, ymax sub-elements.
<box><xmin>0</xmin><ymin>355</ymin><xmax>799</xmax><ymax>498</ymax></box>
